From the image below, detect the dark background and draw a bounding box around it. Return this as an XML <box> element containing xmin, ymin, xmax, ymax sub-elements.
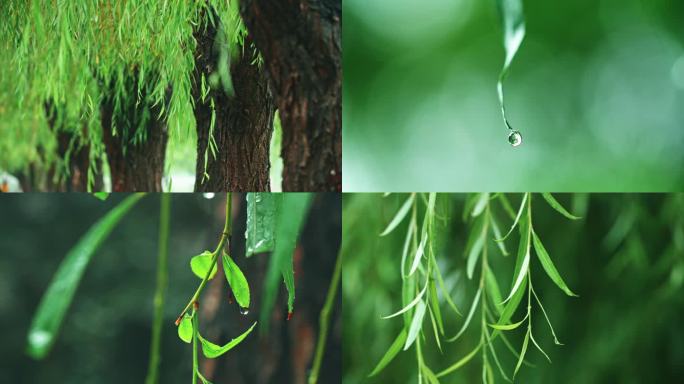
<box><xmin>0</xmin><ymin>193</ymin><xmax>340</xmax><ymax>383</ymax></box>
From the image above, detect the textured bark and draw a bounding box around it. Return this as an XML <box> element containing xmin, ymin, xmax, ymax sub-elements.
<box><xmin>100</xmin><ymin>89</ymin><xmax>168</xmax><ymax>192</ymax></box>
<box><xmin>240</xmin><ymin>0</ymin><xmax>342</xmax><ymax>192</ymax></box>
<box><xmin>193</xmin><ymin>20</ymin><xmax>274</xmax><ymax>192</ymax></box>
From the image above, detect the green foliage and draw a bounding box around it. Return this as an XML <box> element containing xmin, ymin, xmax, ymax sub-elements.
<box><xmin>245</xmin><ymin>192</ymin><xmax>279</xmax><ymax>257</ymax></box>
<box><xmin>26</xmin><ymin>193</ymin><xmax>144</xmax><ymax>359</ymax></box>
<box><xmin>496</xmin><ymin>0</ymin><xmax>526</xmax><ymax>137</ymax></box>
<box><xmin>190</xmin><ymin>251</ymin><xmax>218</xmax><ymax>280</ymax></box>
<box><xmin>178</xmin><ymin>313</ymin><xmax>194</xmax><ymax>344</ymax></box>
<box><xmin>198</xmin><ymin>322</ymin><xmax>257</xmax><ymax>358</ymax></box>
<box><xmin>0</xmin><ymin>0</ymin><xmax>248</xmax><ymax>182</ymax></box>
<box><xmin>222</xmin><ymin>252</ymin><xmax>250</xmax><ymax>309</ymax></box>
<box><xmin>357</xmin><ymin>193</ymin><xmax>581</xmax><ymax>383</ymax></box>
<box><xmin>260</xmin><ymin>193</ymin><xmax>313</xmax><ymax>332</ymax></box>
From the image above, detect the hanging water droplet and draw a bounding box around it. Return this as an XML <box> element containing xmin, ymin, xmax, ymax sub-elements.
<box><xmin>508</xmin><ymin>130</ymin><xmax>522</xmax><ymax>147</ymax></box>
<box><xmin>239</xmin><ymin>307</ymin><xmax>249</xmax><ymax>316</ymax></box>
<box><xmin>203</xmin><ymin>192</ymin><xmax>215</xmax><ymax>199</ymax></box>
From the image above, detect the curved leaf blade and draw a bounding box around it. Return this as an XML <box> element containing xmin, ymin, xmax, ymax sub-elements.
<box><xmin>532</xmin><ymin>231</ymin><xmax>578</xmax><ymax>297</ymax></box>
<box><xmin>368</xmin><ymin>329</ymin><xmax>407</xmax><ymax>377</ymax></box>
<box><xmin>26</xmin><ymin>194</ymin><xmax>144</xmax><ymax>359</ymax></box>
<box><xmin>199</xmin><ymin>322</ymin><xmax>257</xmax><ymax>358</ymax></box>
<box><xmin>541</xmin><ymin>193</ymin><xmax>580</xmax><ymax>220</ymax></box>
<box><xmin>190</xmin><ymin>251</ymin><xmax>217</xmax><ymax>280</ymax></box>
<box><xmin>380</xmin><ymin>194</ymin><xmax>414</xmax><ymax>237</ymax></box>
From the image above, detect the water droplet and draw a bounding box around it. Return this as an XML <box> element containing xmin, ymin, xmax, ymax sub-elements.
<box><xmin>203</xmin><ymin>192</ymin><xmax>215</xmax><ymax>199</ymax></box>
<box><xmin>239</xmin><ymin>307</ymin><xmax>249</xmax><ymax>315</ymax></box>
<box><xmin>508</xmin><ymin>130</ymin><xmax>522</xmax><ymax>147</ymax></box>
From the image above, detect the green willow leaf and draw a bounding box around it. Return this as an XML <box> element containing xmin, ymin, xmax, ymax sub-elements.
<box><xmin>446</xmin><ymin>286</ymin><xmax>481</xmax><ymax>342</ymax></box>
<box><xmin>222</xmin><ymin>252</ymin><xmax>250</xmax><ymax>309</ymax></box>
<box><xmin>260</xmin><ymin>193</ymin><xmax>312</xmax><ymax>332</ymax></box>
<box><xmin>26</xmin><ymin>194</ymin><xmax>144</xmax><ymax>359</ymax></box>
<box><xmin>532</xmin><ymin>231</ymin><xmax>578</xmax><ymax>297</ymax></box>
<box><xmin>404</xmin><ymin>300</ymin><xmax>426</xmax><ymax>351</ymax></box>
<box><xmin>541</xmin><ymin>193</ymin><xmax>581</xmax><ymax>220</ymax></box>
<box><xmin>92</xmin><ymin>192</ymin><xmax>109</xmax><ymax>201</ymax></box>
<box><xmin>382</xmin><ymin>281</ymin><xmax>428</xmax><ymax>319</ymax></box>
<box><xmin>368</xmin><ymin>329</ymin><xmax>407</xmax><ymax>377</ymax></box>
<box><xmin>428</xmin><ymin>280</ymin><xmax>444</xmax><ymax>335</ymax></box>
<box><xmin>435</xmin><ymin>343</ymin><xmax>482</xmax><ymax>378</ymax></box>
<box><xmin>245</xmin><ymin>193</ymin><xmax>280</xmax><ymax>257</ymax></box>
<box><xmin>178</xmin><ymin>313</ymin><xmax>193</xmax><ymax>344</ymax></box>
<box><xmin>488</xmin><ymin>314</ymin><xmax>527</xmax><ymax>331</ymax></box>
<box><xmin>380</xmin><ymin>194</ymin><xmax>414</xmax><ymax>237</ymax></box>
<box><xmin>496</xmin><ymin>0</ymin><xmax>526</xmax><ymax>135</ymax></box>
<box><xmin>190</xmin><ymin>251</ymin><xmax>217</xmax><ymax>280</ymax></box>
<box><xmin>485</xmin><ymin>266</ymin><xmax>504</xmax><ymax>315</ymax></box>
<box><xmin>514</xmin><ymin>329</ymin><xmax>531</xmax><ymax>378</ymax></box>
<box><xmin>503</xmin><ymin>207</ymin><xmax>530</xmax><ymax>303</ymax></box>
<box><xmin>465</xmin><ymin>214</ymin><xmax>487</xmax><ymax>279</ymax></box>
<box><xmin>497</xmin><ymin>193</ymin><xmax>527</xmax><ymax>242</ymax></box>
<box><xmin>199</xmin><ymin>322</ymin><xmax>257</xmax><ymax>358</ymax></box>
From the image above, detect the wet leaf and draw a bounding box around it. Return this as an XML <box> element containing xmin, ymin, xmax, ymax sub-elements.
<box><xmin>245</xmin><ymin>193</ymin><xmax>280</xmax><ymax>257</ymax></box>
<box><xmin>190</xmin><ymin>251</ymin><xmax>217</xmax><ymax>280</ymax></box>
<box><xmin>199</xmin><ymin>322</ymin><xmax>257</xmax><ymax>358</ymax></box>
<box><xmin>222</xmin><ymin>252</ymin><xmax>250</xmax><ymax>309</ymax></box>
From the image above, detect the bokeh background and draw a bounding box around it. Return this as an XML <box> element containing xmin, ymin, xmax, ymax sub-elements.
<box><xmin>343</xmin><ymin>193</ymin><xmax>684</xmax><ymax>383</ymax></box>
<box><xmin>0</xmin><ymin>193</ymin><xmax>340</xmax><ymax>383</ymax></box>
<box><xmin>344</xmin><ymin>0</ymin><xmax>684</xmax><ymax>191</ymax></box>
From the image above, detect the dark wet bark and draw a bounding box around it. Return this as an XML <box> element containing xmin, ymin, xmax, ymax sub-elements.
<box><xmin>192</xmin><ymin>19</ymin><xmax>274</xmax><ymax>192</ymax></box>
<box><xmin>240</xmin><ymin>0</ymin><xmax>342</xmax><ymax>191</ymax></box>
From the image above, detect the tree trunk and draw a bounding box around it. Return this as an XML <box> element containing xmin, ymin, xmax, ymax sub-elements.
<box><xmin>100</xmin><ymin>88</ymin><xmax>168</xmax><ymax>192</ymax></box>
<box><xmin>192</xmin><ymin>22</ymin><xmax>274</xmax><ymax>192</ymax></box>
<box><xmin>240</xmin><ymin>0</ymin><xmax>342</xmax><ymax>192</ymax></box>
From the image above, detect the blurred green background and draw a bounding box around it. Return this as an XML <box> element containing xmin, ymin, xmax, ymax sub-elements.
<box><xmin>343</xmin><ymin>0</ymin><xmax>684</xmax><ymax>191</ymax></box>
<box><xmin>342</xmin><ymin>193</ymin><xmax>684</xmax><ymax>383</ymax></box>
<box><xmin>0</xmin><ymin>193</ymin><xmax>340</xmax><ymax>383</ymax></box>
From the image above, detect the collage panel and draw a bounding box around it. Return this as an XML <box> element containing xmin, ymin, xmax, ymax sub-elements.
<box><xmin>343</xmin><ymin>193</ymin><xmax>684</xmax><ymax>383</ymax></box>
<box><xmin>343</xmin><ymin>0</ymin><xmax>684</xmax><ymax>191</ymax></box>
<box><xmin>0</xmin><ymin>193</ymin><xmax>341</xmax><ymax>383</ymax></box>
<box><xmin>0</xmin><ymin>1</ymin><xmax>341</xmax><ymax>193</ymax></box>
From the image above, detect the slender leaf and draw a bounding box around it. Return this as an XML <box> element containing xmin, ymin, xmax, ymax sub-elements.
<box><xmin>190</xmin><ymin>251</ymin><xmax>217</xmax><ymax>280</ymax></box>
<box><xmin>541</xmin><ymin>193</ymin><xmax>580</xmax><ymax>220</ymax></box>
<box><xmin>368</xmin><ymin>329</ymin><xmax>408</xmax><ymax>377</ymax></box>
<box><xmin>404</xmin><ymin>300</ymin><xmax>426</xmax><ymax>350</ymax></box>
<box><xmin>382</xmin><ymin>281</ymin><xmax>428</xmax><ymax>319</ymax></box>
<box><xmin>465</xmin><ymin>214</ymin><xmax>487</xmax><ymax>279</ymax></box>
<box><xmin>446</xmin><ymin>286</ymin><xmax>481</xmax><ymax>342</ymax></box>
<box><xmin>222</xmin><ymin>252</ymin><xmax>250</xmax><ymax>309</ymax></box>
<box><xmin>488</xmin><ymin>315</ymin><xmax>527</xmax><ymax>331</ymax></box>
<box><xmin>26</xmin><ymin>194</ymin><xmax>144</xmax><ymax>359</ymax></box>
<box><xmin>199</xmin><ymin>322</ymin><xmax>257</xmax><ymax>358</ymax></box>
<box><xmin>260</xmin><ymin>193</ymin><xmax>312</xmax><ymax>332</ymax></box>
<box><xmin>497</xmin><ymin>193</ymin><xmax>527</xmax><ymax>242</ymax></box>
<box><xmin>513</xmin><ymin>329</ymin><xmax>531</xmax><ymax>378</ymax></box>
<box><xmin>532</xmin><ymin>231</ymin><xmax>578</xmax><ymax>296</ymax></box>
<box><xmin>435</xmin><ymin>343</ymin><xmax>482</xmax><ymax>378</ymax></box>
<box><xmin>245</xmin><ymin>193</ymin><xmax>280</xmax><ymax>257</ymax></box>
<box><xmin>380</xmin><ymin>194</ymin><xmax>414</xmax><ymax>236</ymax></box>
<box><xmin>496</xmin><ymin>0</ymin><xmax>526</xmax><ymax>132</ymax></box>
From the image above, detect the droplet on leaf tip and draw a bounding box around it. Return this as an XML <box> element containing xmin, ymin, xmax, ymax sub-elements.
<box><xmin>508</xmin><ymin>130</ymin><xmax>522</xmax><ymax>147</ymax></box>
<box><xmin>239</xmin><ymin>307</ymin><xmax>249</xmax><ymax>315</ymax></box>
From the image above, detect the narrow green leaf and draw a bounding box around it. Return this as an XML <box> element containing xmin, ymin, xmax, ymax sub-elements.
<box><xmin>190</xmin><ymin>251</ymin><xmax>217</xmax><ymax>280</ymax></box>
<box><xmin>471</xmin><ymin>193</ymin><xmax>489</xmax><ymax>217</ymax></box>
<box><xmin>484</xmin><ymin>266</ymin><xmax>504</xmax><ymax>316</ymax></box>
<box><xmin>222</xmin><ymin>252</ymin><xmax>250</xmax><ymax>309</ymax></box>
<box><xmin>380</xmin><ymin>194</ymin><xmax>414</xmax><ymax>236</ymax></box>
<box><xmin>382</xmin><ymin>281</ymin><xmax>428</xmax><ymax>319</ymax></box>
<box><xmin>513</xmin><ymin>329</ymin><xmax>531</xmax><ymax>378</ymax></box>
<box><xmin>26</xmin><ymin>194</ymin><xmax>144</xmax><ymax>359</ymax></box>
<box><xmin>497</xmin><ymin>193</ymin><xmax>527</xmax><ymax>242</ymax></box>
<box><xmin>178</xmin><ymin>313</ymin><xmax>193</xmax><ymax>343</ymax></box>
<box><xmin>446</xmin><ymin>286</ymin><xmax>481</xmax><ymax>342</ymax></box>
<box><xmin>488</xmin><ymin>315</ymin><xmax>527</xmax><ymax>331</ymax></box>
<box><xmin>435</xmin><ymin>343</ymin><xmax>482</xmax><ymax>378</ymax></box>
<box><xmin>260</xmin><ymin>193</ymin><xmax>312</xmax><ymax>332</ymax></box>
<box><xmin>503</xmin><ymin>209</ymin><xmax>530</xmax><ymax>303</ymax></box>
<box><xmin>421</xmin><ymin>364</ymin><xmax>440</xmax><ymax>384</ymax></box>
<box><xmin>427</xmin><ymin>305</ymin><xmax>442</xmax><ymax>352</ymax></box>
<box><xmin>496</xmin><ymin>0</ymin><xmax>526</xmax><ymax>133</ymax></box>
<box><xmin>408</xmin><ymin>234</ymin><xmax>427</xmax><ymax>276</ymax></box>
<box><xmin>532</xmin><ymin>231</ymin><xmax>578</xmax><ymax>297</ymax></box>
<box><xmin>530</xmin><ymin>332</ymin><xmax>551</xmax><ymax>363</ymax></box>
<box><xmin>245</xmin><ymin>193</ymin><xmax>280</xmax><ymax>257</ymax></box>
<box><xmin>489</xmin><ymin>214</ymin><xmax>509</xmax><ymax>256</ymax></box>
<box><xmin>465</xmin><ymin>214</ymin><xmax>487</xmax><ymax>279</ymax></box>
<box><xmin>541</xmin><ymin>193</ymin><xmax>580</xmax><ymax>220</ymax></box>
<box><xmin>199</xmin><ymin>322</ymin><xmax>257</xmax><ymax>358</ymax></box>
<box><xmin>428</xmin><ymin>280</ymin><xmax>444</xmax><ymax>335</ymax></box>
<box><xmin>433</xmin><ymin>258</ymin><xmax>461</xmax><ymax>316</ymax></box>
<box><xmin>404</xmin><ymin>300</ymin><xmax>426</xmax><ymax>350</ymax></box>
<box><xmin>368</xmin><ymin>329</ymin><xmax>407</xmax><ymax>377</ymax></box>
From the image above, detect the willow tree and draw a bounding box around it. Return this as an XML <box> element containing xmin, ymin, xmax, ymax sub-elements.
<box><xmin>0</xmin><ymin>0</ymin><xmax>340</xmax><ymax>191</ymax></box>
